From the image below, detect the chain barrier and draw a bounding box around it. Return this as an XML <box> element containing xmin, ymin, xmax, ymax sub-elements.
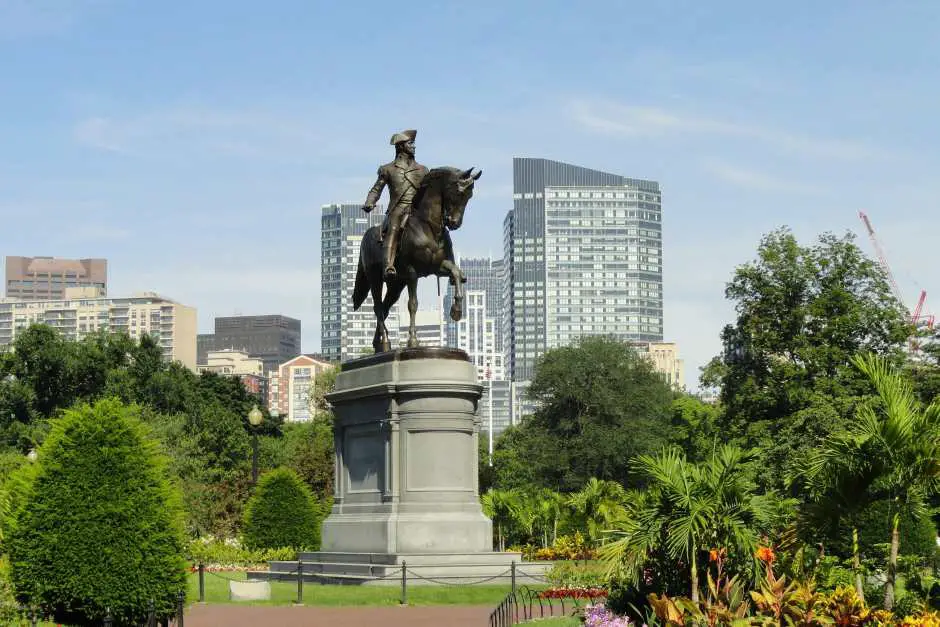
<box><xmin>513</xmin><ymin>568</ymin><xmax>552</xmax><ymax>584</ymax></box>
<box><xmin>406</xmin><ymin>567</ymin><xmax>513</xmax><ymax>587</ymax></box>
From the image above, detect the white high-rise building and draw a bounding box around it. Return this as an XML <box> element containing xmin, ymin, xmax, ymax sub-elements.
<box><xmin>0</xmin><ymin>287</ymin><xmax>197</xmax><ymax>369</ymax></box>
<box><xmin>505</xmin><ymin>158</ymin><xmax>663</xmax><ymax>380</ymax></box>
<box><xmin>321</xmin><ymin>204</ymin><xmax>400</xmax><ymax>362</ymax></box>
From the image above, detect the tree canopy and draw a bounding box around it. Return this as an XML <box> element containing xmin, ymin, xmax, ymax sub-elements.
<box><xmin>492</xmin><ymin>336</ymin><xmax>674</xmax><ymax>492</ymax></box>
<box><xmin>701</xmin><ymin>229</ymin><xmax>911</xmax><ymax>489</ymax></box>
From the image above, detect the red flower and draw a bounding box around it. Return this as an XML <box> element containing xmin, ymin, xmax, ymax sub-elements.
<box><xmin>755</xmin><ymin>546</ymin><xmax>775</xmax><ymax>564</ymax></box>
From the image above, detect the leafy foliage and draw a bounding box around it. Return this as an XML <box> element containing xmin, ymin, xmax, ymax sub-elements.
<box><xmin>242</xmin><ymin>467</ymin><xmax>324</xmax><ymax>551</ymax></box>
<box><xmin>600</xmin><ymin>445</ymin><xmax>793</xmax><ymax>602</ymax></box>
<box><xmin>494</xmin><ymin>336</ymin><xmax>673</xmax><ymax>492</ymax></box>
<box><xmin>6</xmin><ymin>399</ymin><xmax>186</xmax><ymax>625</ymax></box>
<box><xmin>702</xmin><ymin>229</ymin><xmax>910</xmax><ymax>491</ymax></box>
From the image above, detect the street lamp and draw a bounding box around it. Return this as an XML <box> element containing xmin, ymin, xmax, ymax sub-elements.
<box><xmin>248</xmin><ymin>405</ymin><xmax>264</xmax><ymax>485</ymax></box>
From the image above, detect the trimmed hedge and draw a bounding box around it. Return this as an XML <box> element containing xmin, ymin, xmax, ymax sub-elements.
<box><xmin>6</xmin><ymin>399</ymin><xmax>186</xmax><ymax>625</ymax></box>
<box><xmin>242</xmin><ymin>467</ymin><xmax>323</xmax><ymax>551</ymax></box>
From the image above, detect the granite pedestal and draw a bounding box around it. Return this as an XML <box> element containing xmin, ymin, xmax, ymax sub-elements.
<box><xmin>250</xmin><ymin>347</ymin><xmax>548</xmax><ymax>585</ymax></box>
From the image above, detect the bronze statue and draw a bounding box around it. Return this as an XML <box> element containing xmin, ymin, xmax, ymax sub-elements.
<box><xmin>362</xmin><ymin>129</ymin><xmax>429</xmax><ymax>280</ymax></box>
<box><xmin>354</xmin><ymin>130</ymin><xmax>482</xmax><ymax>352</ymax></box>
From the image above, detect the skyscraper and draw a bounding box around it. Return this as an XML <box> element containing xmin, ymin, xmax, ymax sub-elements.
<box><xmin>5</xmin><ymin>256</ymin><xmax>107</xmax><ymax>300</ymax></box>
<box><xmin>321</xmin><ymin>203</ymin><xmax>399</xmax><ymax>362</ymax></box>
<box><xmin>444</xmin><ymin>256</ymin><xmax>503</xmax><ymax>354</ymax></box>
<box><xmin>505</xmin><ymin>158</ymin><xmax>663</xmax><ymax>380</ymax></box>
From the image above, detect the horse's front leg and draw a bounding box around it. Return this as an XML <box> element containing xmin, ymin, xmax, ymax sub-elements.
<box><xmin>406</xmin><ymin>273</ymin><xmax>420</xmax><ymax>348</ymax></box>
<box><xmin>440</xmin><ymin>260</ymin><xmax>464</xmax><ymax>322</ymax></box>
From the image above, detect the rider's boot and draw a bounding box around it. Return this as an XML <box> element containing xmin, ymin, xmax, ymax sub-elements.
<box><xmin>383</xmin><ymin>226</ymin><xmax>400</xmax><ymax>280</ymax></box>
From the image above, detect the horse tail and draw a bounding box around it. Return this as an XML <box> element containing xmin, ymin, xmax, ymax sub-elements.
<box><xmin>352</xmin><ymin>257</ymin><xmax>368</xmax><ymax>311</ymax></box>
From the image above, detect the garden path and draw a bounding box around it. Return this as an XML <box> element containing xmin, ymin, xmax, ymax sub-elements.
<box><xmin>185</xmin><ymin>603</ymin><xmax>493</xmax><ymax>626</ymax></box>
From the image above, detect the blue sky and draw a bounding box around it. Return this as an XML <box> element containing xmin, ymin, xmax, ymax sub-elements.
<box><xmin>2</xmin><ymin>0</ymin><xmax>938</xmax><ymax>386</ymax></box>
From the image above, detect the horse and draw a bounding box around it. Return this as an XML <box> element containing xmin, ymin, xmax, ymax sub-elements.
<box><xmin>352</xmin><ymin>166</ymin><xmax>482</xmax><ymax>353</ymax></box>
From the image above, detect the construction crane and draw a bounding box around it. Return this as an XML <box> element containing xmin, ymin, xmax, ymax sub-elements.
<box><xmin>858</xmin><ymin>210</ymin><xmax>934</xmax><ymax>333</ymax></box>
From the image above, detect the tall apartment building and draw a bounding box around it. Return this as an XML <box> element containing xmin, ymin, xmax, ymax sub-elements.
<box><xmin>449</xmin><ymin>289</ymin><xmax>505</xmax><ymax>382</ymax></box>
<box><xmin>198</xmin><ymin>315</ymin><xmax>301</xmax><ymax>374</ymax></box>
<box><xmin>267</xmin><ymin>354</ymin><xmax>333</xmax><ymax>422</ymax></box>
<box><xmin>0</xmin><ymin>287</ymin><xmax>197</xmax><ymax>369</ymax></box>
<box><xmin>444</xmin><ymin>257</ymin><xmax>504</xmax><ymax>355</ymax></box>
<box><xmin>5</xmin><ymin>256</ymin><xmax>107</xmax><ymax>300</ymax></box>
<box><xmin>505</xmin><ymin>158</ymin><xmax>663</xmax><ymax>380</ymax></box>
<box><xmin>321</xmin><ymin>203</ymin><xmax>400</xmax><ymax>362</ymax></box>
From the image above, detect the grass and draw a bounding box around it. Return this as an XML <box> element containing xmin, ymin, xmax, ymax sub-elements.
<box><xmin>188</xmin><ymin>570</ymin><xmax>522</xmax><ymax>606</ymax></box>
<box><xmin>528</xmin><ymin>618</ymin><xmax>581</xmax><ymax>626</ymax></box>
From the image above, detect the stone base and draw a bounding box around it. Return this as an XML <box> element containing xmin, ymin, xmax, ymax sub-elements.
<box><xmin>321</xmin><ymin>510</ymin><xmax>492</xmax><ymax>555</ymax></box>
<box><xmin>249</xmin><ymin>551</ymin><xmax>552</xmax><ymax>586</ymax></box>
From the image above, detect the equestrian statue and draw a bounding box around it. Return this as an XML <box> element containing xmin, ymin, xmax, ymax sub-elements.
<box><xmin>353</xmin><ymin>129</ymin><xmax>481</xmax><ymax>353</ymax></box>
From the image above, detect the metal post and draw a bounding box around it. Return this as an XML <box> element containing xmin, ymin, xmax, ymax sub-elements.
<box><xmin>177</xmin><ymin>589</ymin><xmax>185</xmax><ymax>627</ymax></box>
<box><xmin>400</xmin><ymin>561</ymin><xmax>407</xmax><ymax>605</ymax></box>
<box><xmin>296</xmin><ymin>561</ymin><xmax>304</xmax><ymax>604</ymax></box>
<box><xmin>511</xmin><ymin>560</ymin><xmax>517</xmax><ymax>595</ymax></box>
<box><xmin>251</xmin><ymin>431</ymin><xmax>259</xmax><ymax>485</ymax></box>
<box><xmin>103</xmin><ymin>608</ymin><xmax>113</xmax><ymax>627</ymax></box>
<box><xmin>148</xmin><ymin>599</ymin><xmax>155</xmax><ymax>627</ymax></box>
<box><xmin>29</xmin><ymin>610</ymin><xmax>37</xmax><ymax>627</ymax></box>
<box><xmin>198</xmin><ymin>563</ymin><xmax>205</xmax><ymax>603</ymax></box>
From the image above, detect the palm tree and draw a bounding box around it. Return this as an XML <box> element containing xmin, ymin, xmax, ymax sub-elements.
<box><xmin>566</xmin><ymin>477</ymin><xmax>629</xmax><ymax>547</ymax></box>
<box><xmin>848</xmin><ymin>353</ymin><xmax>940</xmax><ymax>610</ymax></box>
<box><xmin>529</xmin><ymin>488</ymin><xmax>566</xmax><ymax>548</ymax></box>
<box><xmin>599</xmin><ymin>445</ymin><xmax>782</xmax><ymax>603</ymax></box>
<box><xmin>795</xmin><ymin>432</ymin><xmax>880</xmax><ymax>604</ymax></box>
<box><xmin>482</xmin><ymin>488</ymin><xmax>520</xmax><ymax>552</ymax></box>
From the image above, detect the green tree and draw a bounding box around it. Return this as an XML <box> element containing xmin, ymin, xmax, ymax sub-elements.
<box><xmin>795</xmin><ymin>433</ymin><xmax>881</xmax><ymax>602</ymax></box>
<box><xmin>308</xmin><ymin>366</ymin><xmax>339</xmax><ymax>418</ymax></box>
<box><xmin>844</xmin><ymin>353</ymin><xmax>940</xmax><ymax>610</ymax></box>
<box><xmin>669</xmin><ymin>396</ymin><xmax>721</xmax><ymax>462</ymax></box>
<box><xmin>702</xmin><ymin>229</ymin><xmax>910</xmax><ymax>491</ymax></box>
<box><xmin>281</xmin><ymin>420</ymin><xmax>334</xmax><ymax>499</ymax></box>
<box><xmin>242</xmin><ymin>467</ymin><xmax>323</xmax><ymax>550</ymax></box>
<box><xmin>6</xmin><ymin>399</ymin><xmax>186</xmax><ymax>625</ymax></box>
<box><xmin>498</xmin><ymin>336</ymin><xmax>673</xmax><ymax>492</ymax></box>
<box><xmin>481</xmin><ymin>488</ymin><xmax>522</xmax><ymax>551</ymax></box>
<box><xmin>600</xmin><ymin>445</ymin><xmax>788</xmax><ymax>603</ymax></box>
<box><xmin>565</xmin><ymin>478</ymin><xmax>628</xmax><ymax>546</ymax></box>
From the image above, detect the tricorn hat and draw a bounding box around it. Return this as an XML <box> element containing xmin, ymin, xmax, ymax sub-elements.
<box><xmin>389</xmin><ymin>129</ymin><xmax>417</xmax><ymax>145</ymax></box>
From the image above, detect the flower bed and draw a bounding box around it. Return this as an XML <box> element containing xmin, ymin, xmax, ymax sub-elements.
<box><xmin>582</xmin><ymin>603</ymin><xmax>634</xmax><ymax>627</ymax></box>
<box><xmin>189</xmin><ymin>563</ymin><xmax>267</xmax><ymax>573</ymax></box>
<box><xmin>537</xmin><ymin>586</ymin><xmax>608</xmax><ymax>600</ymax></box>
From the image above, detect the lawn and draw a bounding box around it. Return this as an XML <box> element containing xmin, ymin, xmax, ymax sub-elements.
<box><xmin>188</xmin><ymin>570</ymin><xmax>521</xmax><ymax>606</ymax></box>
<box><xmin>526</xmin><ymin>618</ymin><xmax>581</xmax><ymax>626</ymax></box>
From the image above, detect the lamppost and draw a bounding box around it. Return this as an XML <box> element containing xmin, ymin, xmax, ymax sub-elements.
<box><xmin>248</xmin><ymin>405</ymin><xmax>264</xmax><ymax>485</ymax></box>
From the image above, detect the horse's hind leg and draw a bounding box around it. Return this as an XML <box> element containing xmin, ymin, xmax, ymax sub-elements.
<box><xmin>370</xmin><ymin>273</ymin><xmax>390</xmax><ymax>353</ymax></box>
<box><xmin>405</xmin><ymin>272</ymin><xmax>420</xmax><ymax>348</ymax></box>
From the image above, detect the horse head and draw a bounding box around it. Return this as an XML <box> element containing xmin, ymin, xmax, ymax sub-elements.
<box><xmin>444</xmin><ymin>166</ymin><xmax>482</xmax><ymax>230</ymax></box>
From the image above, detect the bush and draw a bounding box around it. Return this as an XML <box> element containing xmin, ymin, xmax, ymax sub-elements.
<box><xmin>186</xmin><ymin>537</ymin><xmax>296</xmax><ymax>568</ymax></box>
<box><xmin>6</xmin><ymin>399</ymin><xmax>186</xmax><ymax>625</ymax></box>
<box><xmin>242</xmin><ymin>467</ymin><xmax>323</xmax><ymax>551</ymax></box>
<box><xmin>546</xmin><ymin>560</ymin><xmax>607</xmax><ymax>588</ymax></box>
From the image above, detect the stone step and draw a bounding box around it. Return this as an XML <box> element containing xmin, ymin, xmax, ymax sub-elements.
<box><xmin>297</xmin><ymin>551</ymin><xmax>526</xmax><ymax>566</ymax></box>
<box><xmin>248</xmin><ymin>562</ymin><xmax>551</xmax><ymax>587</ymax></box>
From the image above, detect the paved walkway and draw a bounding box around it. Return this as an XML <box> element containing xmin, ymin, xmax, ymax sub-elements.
<box><xmin>185</xmin><ymin>604</ymin><xmax>494</xmax><ymax>626</ymax></box>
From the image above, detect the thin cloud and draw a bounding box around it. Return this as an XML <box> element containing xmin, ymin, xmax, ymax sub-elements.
<box><xmin>569</xmin><ymin>100</ymin><xmax>879</xmax><ymax>161</ymax></box>
<box><xmin>72</xmin><ymin>106</ymin><xmax>323</xmax><ymax>158</ymax></box>
<box><xmin>702</xmin><ymin>159</ymin><xmax>827</xmax><ymax>195</ymax></box>
<box><xmin>0</xmin><ymin>0</ymin><xmax>105</xmax><ymax>39</ymax></box>
<box><xmin>72</xmin><ymin>225</ymin><xmax>132</xmax><ymax>241</ymax></box>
